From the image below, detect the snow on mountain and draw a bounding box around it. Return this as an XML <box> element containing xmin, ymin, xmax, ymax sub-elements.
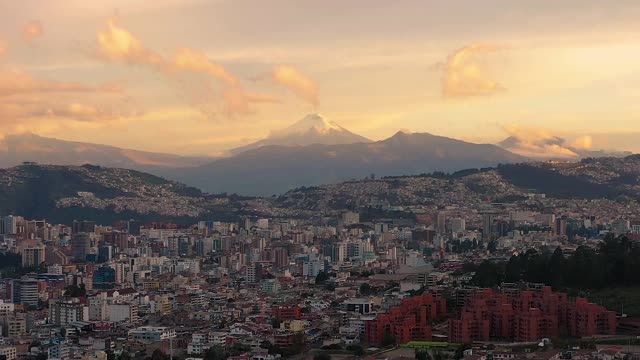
<box><xmin>229</xmin><ymin>113</ymin><xmax>371</xmax><ymax>154</ymax></box>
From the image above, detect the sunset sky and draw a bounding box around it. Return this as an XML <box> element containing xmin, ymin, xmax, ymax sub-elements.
<box><xmin>1</xmin><ymin>0</ymin><xmax>639</xmax><ymax>157</ymax></box>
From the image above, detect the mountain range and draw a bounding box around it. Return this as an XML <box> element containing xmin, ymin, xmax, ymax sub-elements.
<box><xmin>171</xmin><ymin>130</ymin><xmax>525</xmax><ymax>195</ymax></box>
<box><xmin>0</xmin><ymin>114</ymin><xmax>634</xmax><ymax>195</ymax></box>
<box><xmin>0</xmin><ymin>133</ymin><xmax>211</xmax><ymax>172</ymax></box>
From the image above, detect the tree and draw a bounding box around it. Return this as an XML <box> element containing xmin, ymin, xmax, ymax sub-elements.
<box><xmin>315</xmin><ymin>271</ymin><xmax>330</xmax><ymax>285</ymax></box>
<box><xmin>64</xmin><ymin>284</ymin><xmax>86</xmax><ymax>297</ymax></box>
<box><xmin>346</xmin><ymin>345</ymin><xmax>364</xmax><ymax>356</ymax></box>
<box><xmin>151</xmin><ymin>349</ymin><xmax>169</xmax><ymax>360</ymax></box>
<box><xmin>382</xmin><ymin>332</ymin><xmax>396</xmax><ymax>347</ymax></box>
<box><xmin>547</xmin><ymin>247</ymin><xmax>566</xmax><ymax>288</ymax></box>
<box><xmin>271</xmin><ymin>317</ymin><xmax>282</xmax><ymax>329</ymax></box>
<box><xmin>416</xmin><ymin>349</ymin><xmax>432</xmax><ymax>360</ymax></box>
<box><xmin>203</xmin><ymin>346</ymin><xmax>226</xmax><ymax>360</ymax></box>
<box><xmin>313</xmin><ymin>352</ymin><xmax>332</xmax><ymax>360</ymax></box>
<box><xmin>471</xmin><ymin>261</ymin><xmax>504</xmax><ymax>287</ymax></box>
<box><xmin>229</xmin><ymin>343</ymin><xmax>251</xmax><ymax>356</ymax></box>
<box><xmin>324</xmin><ymin>282</ymin><xmax>336</xmax><ymax>291</ymax></box>
<box><xmin>359</xmin><ymin>283</ymin><xmax>372</xmax><ymax>295</ymax></box>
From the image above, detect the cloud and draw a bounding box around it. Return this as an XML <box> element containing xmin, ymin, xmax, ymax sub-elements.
<box><xmin>95</xmin><ymin>18</ymin><xmax>277</xmax><ymax>117</ymax></box>
<box><xmin>498</xmin><ymin>124</ymin><xmax>598</xmax><ymax>159</ymax></box>
<box><xmin>442</xmin><ymin>44</ymin><xmax>504</xmax><ymax>98</ymax></box>
<box><xmin>96</xmin><ymin>18</ymin><xmax>167</xmax><ymax>70</ymax></box>
<box><xmin>174</xmin><ymin>47</ymin><xmax>238</xmax><ymax>87</ymax></box>
<box><xmin>0</xmin><ymin>66</ymin><xmax>132</xmax><ymax>140</ymax></box>
<box><xmin>270</xmin><ymin>65</ymin><xmax>319</xmax><ymax>106</ymax></box>
<box><xmin>23</xmin><ymin>20</ymin><xmax>44</xmax><ymax>43</ymax></box>
<box><xmin>0</xmin><ymin>69</ymin><xmax>120</xmax><ymax>97</ymax></box>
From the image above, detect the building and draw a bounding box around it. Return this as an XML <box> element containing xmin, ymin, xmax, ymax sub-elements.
<box><xmin>450</xmin><ymin>218</ymin><xmax>466</xmax><ymax>234</ymax></box>
<box><xmin>343</xmin><ymin>298</ymin><xmax>374</xmax><ymax>314</ymax></box>
<box><xmin>49</xmin><ymin>297</ymin><xmax>86</xmax><ymax>326</ymax></box>
<box><xmin>272</xmin><ymin>305</ymin><xmax>302</xmax><ymax>321</ymax></box>
<box><xmin>273</xmin><ymin>248</ymin><xmax>289</xmax><ymax>267</ymax></box>
<box><xmin>128</xmin><ymin>326</ymin><xmax>176</xmax><ymax>342</ymax></box>
<box><xmin>342</xmin><ymin>212</ymin><xmax>360</xmax><ymax>225</ymax></box>
<box><xmin>448</xmin><ymin>287</ymin><xmax>616</xmax><ymax>343</ymax></box>
<box><xmin>262</xmin><ymin>279</ymin><xmax>280</xmax><ymax>293</ymax></box>
<box><xmin>72</xmin><ymin>233</ymin><xmax>92</xmax><ymax>262</ymax></box>
<box><xmin>366</xmin><ymin>293</ymin><xmax>446</xmax><ymax>346</ymax></box>
<box><xmin>0</xmin><ymin>346</ymin><xmax>17</xmax><ymax>360</ymax></box>
<box><xmin>303</xmin><ymin>255</ymin><xmax>324</xmax><ymax>277</ymax></box>
<box><xmin>10</xmin><ymin>278</ymin><xmax>41</xmax><ymax>307</ymax></box>
<box><xmin>21</xmin><ymin>244</ymin><xmax>45</xmax><ymax>267</ymax></box>
<box><xmin>108</xmin><ymin>303</ymin><xmax>139</xmax><ymax>324</ymax></box>
<box><xmin>0</xmin><ymin>300</ymin><xmax>15</xmax><ymax>317</ymax></box>
<box><xmin>127</xmin><ymin>220</ymin><xmax>142</xmax><ymax>236</ymax></box>
<box><xmin>93</xmin><ymin>266</ymin><xmax>116</xmax><ymax>289</ymax></box>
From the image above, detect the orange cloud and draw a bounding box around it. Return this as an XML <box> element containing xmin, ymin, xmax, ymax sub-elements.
<box><xmin>0</xmin><ymin>39</ymin><xmax>7</xmax><ymax>57</ymax></box>
<box><xmin>0</xmin><ymin>66</ymin><xmax>133</xmax><ymax>140</ymax></box>
<box><xmin>271</xmin><ymin>65</ymin><xmax>319</xmax><ymax>106</ymax></box>
<box><xmin>23</xmin><ymin>20</ymin><xmax>44</xmax><ymax>43</ymax></box>
<box><xmin>442</xmin><ymin>44</ymin><xmax>504</xmax><ymax>98</ymax></box>
<box><xmin>175</xmin><ymin>47</ymin><xmax>238</xmax><ymax>87</ymax></box>
<box><xmin>498</xmin><ymin>124</ymin><xmax>592</xmax><ymax>159</ymax></box>
<box><xmin>0</xmin><ymin>69</ymin><xmax>119</xmax><ymax>97</ymax></box>
<box><xmin>96</xmin><ymin>18</ymin><xmax>167</xmax><ymax>70</ymax></box>
<box><xmin>95</xmin><ymin>19</ymin><xmax>278</xmax><ymax>118</ymax></box>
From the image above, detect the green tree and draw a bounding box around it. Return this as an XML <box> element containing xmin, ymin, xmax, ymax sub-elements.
<box><xmin>382</xmin><ymin>332</ymin><xmax>396</xmax><ymax>347</ymax></box>
<box><xmin>315</xmin><ymin>271</ymin><xmax>330</xmax><ymax>285</ymax></box>
<box><xmin>64</xmin><ymin>284</ymin><xmax>86</xmax><ymax>297</ymax></box>
<box><xmin>203</xmin><ymin>346</ymin><xmax>226</xmax><ymax>360</ymax></box>
<box><xmin>229</xmin><ymin>343</ymin><xmax>251</xmax><ymax>356</ymax></box>
<box><xmin>346</xmin><ymin>345</ymin><xmax>364</xmax><ymax>356</ymax></box>
<box><xmin>416</xmin><ymin>349</ymin><xmax>432</xmax><ymax>360</ymax></box>
<box><xmin>359</xmin><ymin>283</ymin><xmax>372</xmax><ymax>295</ymax></box>
<box><xmin>471</xmin><ymin>261</ymin><xmax>504</xmax><ymax>287</ymax></box>
<box><xmin>547</xmin><ymin>247</ymin><xmax>566</xmax><ymax>288</ymax></box>
<box><xmin>313</xmin><ymin>352</ymin><xmax>331</xmax><ymax>360</ymax></box>
<box><xmin>151</xmin><ymin>349</ymin><xmax>169</xmax><ymax>360</ymax></box>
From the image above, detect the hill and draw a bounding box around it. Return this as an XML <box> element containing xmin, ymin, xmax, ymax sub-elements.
<box><xmin>274</xmin><ymin>155</ymin><xmax>640</xmax><ymax>213</ymax></box>
<box><xmin>0</xmin><ymin>133</ymin><xmax>211</xmax><ymax>172</ymax></box>
<box><xmin>172</xmin><ymin>131</ymin><xmax>525</xmax><ymax>195</ymax></box>
<box><xmin>0</xmin><ymin>164</ymin><xmax>245</xmax><ymax>224</ymax></box>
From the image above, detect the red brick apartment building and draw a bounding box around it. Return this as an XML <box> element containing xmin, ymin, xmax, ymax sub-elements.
<box><xmin>365</xmin><ymin>293</ymin><xmax>447</xmax><ymax>346</ymax></box>
<box><xmin>449</xmin><ymin>286</ymin><xmax>616</xmax><ymax>343</ymax></box>
<box><xmin>272</xmin><ymin>304</ymin><xmax>302</xmax><ymax>320</ymax></box>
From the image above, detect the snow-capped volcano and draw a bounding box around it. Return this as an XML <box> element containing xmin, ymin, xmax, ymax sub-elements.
<box><xmin>230</xmin><ymin>113</ymin><xmax>371</xmax><ymax>154</ymax></box>
<box><xmin>272</xmin><ymin>113</ymin><xmax>344</xmax><ymax>137</ymax></box>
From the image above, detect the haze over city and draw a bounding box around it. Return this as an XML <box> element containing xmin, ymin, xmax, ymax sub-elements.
<box><xmin>1</xmin><ymin>0</ymin><xmax>640</xmax><ymax>157</ymax></box>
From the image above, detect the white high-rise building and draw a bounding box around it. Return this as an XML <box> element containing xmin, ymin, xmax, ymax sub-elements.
<box><xmin>303</xmin><ymin>254</ymin><xmax>323</xmax><ymax>277</ymax></box>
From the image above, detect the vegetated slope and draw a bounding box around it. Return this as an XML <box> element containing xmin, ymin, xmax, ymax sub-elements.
<box><xmin>0</xmin><ymin>164</ymin><xmax>234</xmax><ymax>224</ymax></box>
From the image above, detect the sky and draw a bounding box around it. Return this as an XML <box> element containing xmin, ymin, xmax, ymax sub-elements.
<box><xmin>1</xmin><ymin>0</ymin><xmax>639</xmax><ymax>157</ymax></box>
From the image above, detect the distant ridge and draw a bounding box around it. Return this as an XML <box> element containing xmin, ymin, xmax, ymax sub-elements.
<box><xmin>0</xmin><ymin>132</ymin><xmax>212</xmax><ymax>171</ymax></box>
<box><xmin>170</xmin><ymin>130</ymin><xmax>525</xmax><ymax>195</ymax></box>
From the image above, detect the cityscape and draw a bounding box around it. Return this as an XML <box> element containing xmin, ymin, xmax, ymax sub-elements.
<box><xmin>2</xmin><ymin>2</ymin><xmax>640</xmax><ymax>360</ymax></box>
